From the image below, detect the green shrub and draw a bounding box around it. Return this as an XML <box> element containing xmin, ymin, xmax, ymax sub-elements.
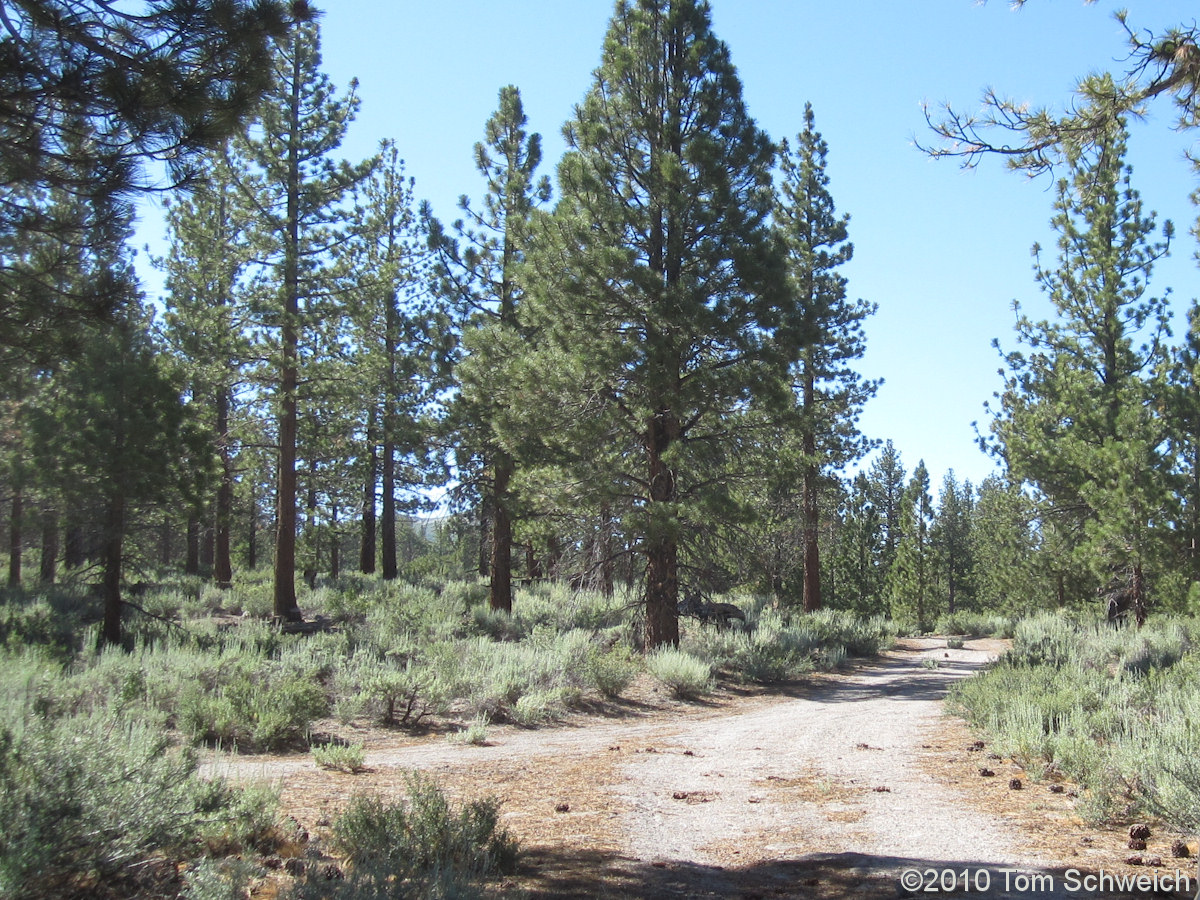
<box><xmin>950</xmin><ymin>616</ymin><xmax>1200</xmax><ymax>829</ymax></box>
<box><xmin>934</xmin><ymin>611</ymin><xmax>1016</xmax><ymax>638</ymax></box>
<box><xmin>816</xmin><ymin>644</ymin><xmax>848</xmax><ymax>670</ymax></box>
<box><xmin>802</xmin><ymin>609</ymin><xmax>895</xmax><ymax>657</ymax></box>
<box><xmin>647</xmin><ymin>647</ymin><xmax>713</xmax><ymax>699</ymax></box>
<box><xmin>582</xmin><ymin>642</ymin><xmax>640</xmax><ymax>698</ymax></box>
<box><xmin>338</xmin><ymin>652</ymin><xmax>450</xmax><ymax>728</ymax></box>
<box><xmin>178</xmin><ymin>668</ymin><xmax>328</xmax><ymax>752</ymax></box>
<box><xmin>736</xmin><ymin>618</ymin><xmax>817</xmax><ymax>683</ymax></box>
<box><xmin>1007</xmin><ymin>614</ymin><xmax>1085</xmax><ymax>667</ymax></box>
<box><xmin>1118</xmin><ymin>625</ymin><xmax>1190</xmax><ymax>675</ymax></box>
<box><xmin>431</xmin><ymin>630</ymin><xmax>594</xmax><ymax>724</ymax></box>
<box><xmin>471</xmin><ymin>604</ymin><xmax>525</xmax><ymax>642</ymax></box>
<box><xmin>448</xmin><ymin>715</ymin><xmax>490</xmax><ymax>746</ymax></box>
<box><xmin>0</xmin><ymin>598</ymin><xmax>78</xmax><ymax>661</ymax></box>
<box><xmin>183</xmin><ymin>857</ymin><xmax>261</xmax><ymax>900</ymax></box>
<box><xmin>0</xmin><ymin>709</ymin><xmax>275</xmax><ymax>896</ymax></box>
<box><xmin>512</xmin><ymin>582</ymin><xmax>632</xmax><ymax>634</ymax></box>
<box><xmin>683</xmin><ymin>605</ymin><xmax>874</xmax><ymax>683</ymax></box>
<box><xmin>313</xmin><ymin>741</ymin><xmax>366</xmax><ymax>774</ymax></box>
<box><xmin>329</xmin><ymin>774</ymin><xmax>518</xmax><ymax>881</ymax></box>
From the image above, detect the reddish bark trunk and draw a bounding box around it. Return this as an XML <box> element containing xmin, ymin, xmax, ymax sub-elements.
<box><xmin>645</xmin><ymin>408</ymin><xmax>680</xmax><ymax>649</ymax></box>
<box><xmin>272</xmin><ymin>36</ymin><xmax>303</xmax><ymax>622</ymax></box>
<box><xmin>801</xmin><ymin>369</ymin><xmax>822</xmax><ymax>613</ymax></box>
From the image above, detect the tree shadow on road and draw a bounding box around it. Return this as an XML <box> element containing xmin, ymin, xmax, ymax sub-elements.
<box><xmin>504</xmin><ymin>846</ymin><xmax>1192</xmax><ymax>899</ymax></box>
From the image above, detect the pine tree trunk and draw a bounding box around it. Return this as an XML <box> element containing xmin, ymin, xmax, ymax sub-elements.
<box><xmin>381</xmin><ymin>438</ymin><xmax>397</xmax><ymax>580</ymax></box>
<box><xmin>8</xmin><ymin>487</ymin><xmax>21</xmax><ymax>588</ymax></box>
<box><xmin>489</xmin><ymin>454</ymin><xmax>514</xmax><ymax>612</ymax></box>
<box><xmin>39</xmin><ymin>506</ymin><xmax>57</xmax><ymax>584</ymax></box>
<box><xmin>645</xmin><ymin>408</ymin><xmax>680</xmax><ymax>649</ymax></box>
<box><xmin>1132</xmin><ymin>563</ymin><xmax>1147</xmax><ymax>627</ymax></box>
<box><xmin>916</xmin><ymin>526</ymin><xmax>927</xmax><ymax>631</ymax></box>
<box><xmin>359</xmin><ymin>408</ymin><xmax>377</xmax><ymax>574</ymax></box>
<box><xmin>273</xmin><ymin>343</ymin><xmax>300</xmax><ymax>615</ymax></box>
<box><xmin>802</xmin><ymin>368</ymin><xmax>822</xmax><ymax>613</ymax></box>
<box><xmin>100</xmin><ymin>493</ymin><xmax>126</xmax><ymax>646</ymax></box>
<box><xmin>1191</xmin><ymin>442</ymin><xmax>1200</xmax><ymax>582</ymax></box>
<box><xmin>214</xmin><ymin>387</ymin><xmax>234</xmax><ymax>588</ymax></box>
<box><xmin>381</xmin><ymin>283</ymin><xmax>399</xmax><ymax>581</ymax></box>
<box><xmin>272</xmin><ymin>37</ymin><xmax>303</xmax><ymax>622</ymax></box>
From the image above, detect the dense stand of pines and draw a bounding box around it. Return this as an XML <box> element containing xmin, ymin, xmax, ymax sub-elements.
<box><xmin>5</xmin><ymin>1</ymin><xmax>1200</xmax><ymax>646</ymax></box>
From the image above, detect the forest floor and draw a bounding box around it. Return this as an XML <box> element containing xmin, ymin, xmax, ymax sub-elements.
<box><xmin>211</xmin><ymin>638</ymin><xmax>1198</xmax><ymax>898</ymax></box>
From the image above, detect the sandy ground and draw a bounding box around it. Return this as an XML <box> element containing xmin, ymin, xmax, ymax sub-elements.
<box><xmin>211</xmin><ymin>638</ymin><xmax>1199</xmax><ymax>898</ymax></box>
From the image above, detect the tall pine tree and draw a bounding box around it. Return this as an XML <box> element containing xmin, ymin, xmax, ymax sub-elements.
<box><xmin>987</xmin><ymin>115</ymin><xmax>1175</xmax><ymax>620</ymax></box>
<box><xmin>158</xmin><ymin>150</ymin><xmax>254</xmax><ymax>588</ymax></box>
<box><xmin>431</xmin><ymin>86</ymin><xmax>550</xmax><ymax>612</ymax></box>
<box><xmin>522</xmin><ymin>0</ymin><xmax>794</xmax><ymax>648</ymax></box>
<box><xmin>773</xmin><ymin>103</ymin><xmax>878</xmax><ymax>612</ymax></box>
<box><xmin>230</xmin><ymin>21</ymin><xmax>373</xmax><ymax>620</ymax></box>
<box><xmin>889</xmin><ymin>461</ymin><xmax>935</xmax><ymax>630</ymax></box>
<box><xmin>349</xmin><ymin>142</ymin><xmax>440</xmax><ymax>581</ymax></box>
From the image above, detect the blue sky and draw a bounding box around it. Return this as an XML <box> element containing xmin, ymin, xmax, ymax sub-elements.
<box><xmin>140</xmin><ymin>1</ymin><xmax>1200</xmax><ymax>497</ymax></box>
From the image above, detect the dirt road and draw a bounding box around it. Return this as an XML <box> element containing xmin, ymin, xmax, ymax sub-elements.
<box><xmin>212</xmin><ymin>638</ymin><xmax>1194</xmax><ymax>898</ymax></box>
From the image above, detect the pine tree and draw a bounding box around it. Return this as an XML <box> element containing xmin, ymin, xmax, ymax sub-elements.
<box><xmin>889</xmin><ymin>461</ymin><xmax>935</xmax><ymax>630</ymax></box>
<box><xmin>931</xmin><ymin>472</ymin><xmax>974</xmax><ymax>615</ymax></box>
<box><xmin>0</xmin><ymin>1</ymin><xmax>304</xmax><ymax>362</ymax></box>
<box><xmin>831</xmin><ymin>472</ymin><xmax>885</xmax><ymax>614</ymax></box>
<box><xmin>774</xmin><ymin>103</ymin><xmax>879</xmax><ymax>613</ymax></box>
<box><xmin>348</xmin><ymin>142</ymin><xmax>439</xmax><ymax>581</ymax></box>
<box><xmin>26</xmin><ymin>306</ymin><xmax>206</xmax><ymax>645</ymax></box>
<box><xmin>430</xmin><ymin>86</ymin><xmax>549</xmax><ymax>612</ymax></box>
<box><xmin>1176</xmin><ymin>308</ymin><xmax>1200</xmax><ymax>584</ymax></box>
<box><xmin>987</xmin><ymin>116</ymin><xmax>1175</xmax><ymax>620</ymax></box>
<box><xmin>1162</xmin><ymin>303</ymin><xmax>1200</xmax><ymax>586</ymax></box>
<box><xmin>522</xmin><ymin>0</ymin><xmax>791</xmax><ymax>648</ymax></box>
<box><xmin>970</xmin><ymin>474</ymin><xmax>1041</xmax><ymax>614</ymax></box>
<box><xmin>868</xmin><ymin>440</ymin><xmax>906</xmax><ymax>573</ymax></box>
<box><xmin>230</xmin><ymin>21</ymin><xmax>373</xmax><ymax>620</ymax></box>
<box><xmin>157</xmin><ymin>150</ymin><xmax>254</xmax><ymax>588</ymax></box>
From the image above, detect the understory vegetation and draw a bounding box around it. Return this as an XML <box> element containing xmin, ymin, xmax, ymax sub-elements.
<box><xmin>950</xmin><ymin>613</ymin><xmax>1200</xmax><ymax>834</ymax></box>
<box><xmin>0</xmin><ymin>573</ymin><xmax>889</xmax><ymax>899</ymax></box>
